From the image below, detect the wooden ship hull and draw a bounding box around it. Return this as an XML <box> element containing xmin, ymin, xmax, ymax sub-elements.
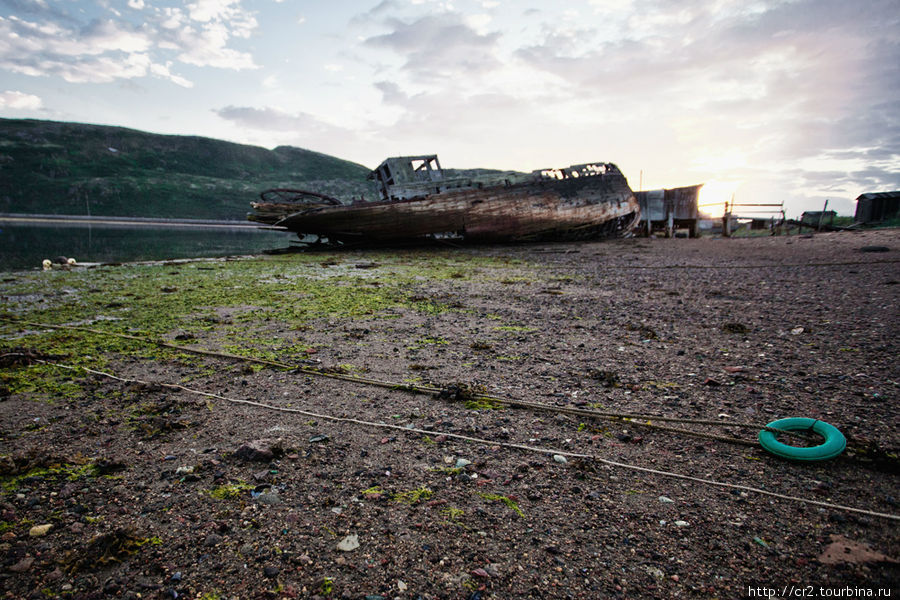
<box><xmin>249</xmin><ymin>156</ymin><xmax>640</xmax><ymax>244</ymax></box>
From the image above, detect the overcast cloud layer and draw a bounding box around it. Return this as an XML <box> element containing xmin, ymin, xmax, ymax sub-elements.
<box><xmin>1</xmin><ymin>0</ymin><xmax>898</xmax><ymax>215</ymax></box>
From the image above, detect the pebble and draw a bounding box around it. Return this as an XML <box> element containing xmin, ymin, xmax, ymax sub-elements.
<box><xmin>673</xmin><ymin>520</ymin><xmax>690</xmax><ymax>527</ymax></box>
<box><xmin>256</xmin><ymin>492</ymin><xmax>281</xmax><ymax>505</ymax></box>
<box><xmin>29</xmin><ymin>524</ymin><xmax>52</xmax><ymax>537</ymax></box>
<box><xmin>204</xmin><ymin>533</ymin><xmax>224</xmax><ymax>547</ymax></box>
<box><xmin>10</xmin><ymin>557</ymin><xmax>34</xmax><ymax>572</ymax></box>
<box><xmin>263</xmin><ymin>565</ymin><xmax>279</xmax><ymax>578</ymax></box>
<box><xmin>233</xmin><ymin>440</ymin><xmax>275</xmax><ymax>462</ymax></box>
<box><xmin>175</xmin><ymin>466</ymin><xmax>194</xmax><ymax>476</ymax></box>
<box><xmin>397</xmin><ymin>580</ymin><xmax>407</xmax><ymax>591</ymax></box>
<box><xmin>552</xmin><ymin>455</ymin><xmax>568</xmax><ymax>464</ymax></box>
<box><xmin>646</xmin><ymin>566</ymin><xmax>664</xmax><ymax>579</ymax></box>
<box><xmin>309</xmin><ymin>435</ymin><xmax>329</xmax><ymax>443</ymax></box>
<box><xmin>658</xmin><ymin>496</ymin><xmax>675</xmax><ymax>504</ymax></box>
<box><xmin>336</xmin><ymin>534</ymin><xmax>360</xmax><ymax>552</ymax></box>
<box><xmin>455</xmin><ymin>458</ymin><xmax>472</xmax><ymax>469</ymax></box>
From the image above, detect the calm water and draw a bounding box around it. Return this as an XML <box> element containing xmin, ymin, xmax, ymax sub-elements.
<box><xmin>0</xmin><ymin>220</ymin><xmax>297</xmax><ymax>272</ymax></box>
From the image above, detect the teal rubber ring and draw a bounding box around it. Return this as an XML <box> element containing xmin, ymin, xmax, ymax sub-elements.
<box><xmin>758</xmin><ymin>417</ymin><xmax>846</xmax><ymax>461</ymax></box>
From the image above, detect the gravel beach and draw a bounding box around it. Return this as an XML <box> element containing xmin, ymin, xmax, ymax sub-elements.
<box><xmin>1</xmin><ymin>229</ymin><xmax>898</xmax><ymax>599</ymax></box>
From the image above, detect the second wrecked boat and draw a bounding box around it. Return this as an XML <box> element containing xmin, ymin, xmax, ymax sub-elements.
<box><xmin>249</xmin><ymin>155</ymin><xmax>641</xmax><ymax>244</ymax></box>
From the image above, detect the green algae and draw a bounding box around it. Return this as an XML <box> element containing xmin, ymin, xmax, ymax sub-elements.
<box><xmin>0</xmin><ymin>250</ymin><xmax>543</xmax><ymax>405</ymax></box>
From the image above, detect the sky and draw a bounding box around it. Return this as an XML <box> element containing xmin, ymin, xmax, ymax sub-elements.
<box><xmin>1</xmin><ymin>0</ymin><xmax>899</xmax><ymax>217</ymax></box>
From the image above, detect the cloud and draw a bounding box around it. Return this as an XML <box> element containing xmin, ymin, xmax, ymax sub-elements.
<box><xmin>214</xmin><ymin>105</ymin><xmax>368</xmax><ymax>158</ymax></box>
<box><xmin>186</xmin><ymin>0</ymin><xmax>257</xmax><ymax>38</ymax></box>
<box><xmin>0</xmin><ymin>0</ymin><xmax>78</xmax><ymax>24</ymax></box>
<box><xmin>0</xmin><ymin>0</ymin><xmax>258</xmax><ymax>87</ymax></box>
<box><xmin>504</xmin><ymin>0</ymin><xmax>900</xmax><ymax>199</ymax></box>
<box><xmin>214</xmin><ymin>105</ymin><xmax>350</xmax><ymax>136</ymax></box>
<box><xmin>149</xmin><ymin>61</ymin><xmax>193</xmax><ymax>88</ymax></box>
<box><xmin>348</xmin><ymin>0</ymin><xmax>898</xmax><ymax>212</ymax></box>
<box><xmin>364</xmin><ymin>12</ymin><xmax>501</xmax><ymax>81</ymax></box>
<box><xmin>170</xmin><ymin>22</ymin><xmax>257</xmax><ymax>69</ymax></box>
<box><xmin>374</xmin><ymin>80</ymin><xmax>408</xmax><ymax>105</ymax></box>
<box><xmin>0</xmin><ymin>89</ymin><xmax>42</xmax><ymax>109</ymax></box>
<box><xmin>0</xmin><ymin>16</ymin><xmax>160</xmax><ymax>83</ymax></box>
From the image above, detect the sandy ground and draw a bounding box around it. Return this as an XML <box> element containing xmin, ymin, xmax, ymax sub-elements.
<box><xmin>1</xmin><ymin>229</ymin><xmax>898</xmax><ymax>599</ymax></box>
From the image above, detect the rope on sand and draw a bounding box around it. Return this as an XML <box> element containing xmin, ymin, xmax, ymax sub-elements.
<box><xmin>32</xmin><ymin>360</ymin><xmax>900</xmax><ymax>522</ymax></box>
<box><xmin>2</xmin><ymin>318</ymin><xmax>808</xmax><ymax>446</ymax></box>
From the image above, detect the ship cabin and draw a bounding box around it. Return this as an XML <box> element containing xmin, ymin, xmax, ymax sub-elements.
<box><xmin>368</xmin><ymin>155</ymin><xmax>447</xmax><ymax>202</ymax></box>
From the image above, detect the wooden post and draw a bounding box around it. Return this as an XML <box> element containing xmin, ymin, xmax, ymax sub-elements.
<box><xmin>722</xmin><ymin>199</ymin><xmax>731</xmax><ymax>237</ymax></box>
<box><xmin>817</xmin><ymin>199</ymin><xmax>828</xmax><ymax>231</ymax></box>
<box><xmin>645</xmin><ymin>203</ymin><xmax>652</xmax><ymax>237</ymax></box>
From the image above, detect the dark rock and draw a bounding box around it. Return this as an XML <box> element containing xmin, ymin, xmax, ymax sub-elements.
<box><xmin>860</xmin><ymin>246</ymin><xmax>890</xmax><ymax>253</ymax></box>
<box><xmin>263</xmin><ymin>565</ymin><xmax>280</xmax><ymax>578</ymax></box>
<box><xmin>103</xmin><ymin>578</ymin><xmax>122</xmax><ymax>594</ymax></box>
<box><xmin>204</xmin><ymin>533</ymin><xmax>224</xmax><ymax>547</ymax></box>
<box><xmin>233</xmin><ymin>440</ymin><xmax>278</xmax><ymax>462</ymax></box>
<box><xmin>9</xmin><ymin>556</ymin><xmax>34</xmax><ymax>572</ymax></box>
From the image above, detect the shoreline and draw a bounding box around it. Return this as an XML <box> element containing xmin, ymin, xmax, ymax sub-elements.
<box><xmin>0</xmin><ymin>213</ymin><xmax>272</xmax><ymax>229</ymax></box>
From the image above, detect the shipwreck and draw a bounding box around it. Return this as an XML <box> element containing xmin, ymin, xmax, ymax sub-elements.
<box><xmin>248</xmin><ymin>155</ymin><xmax>641</xmax><ymax>244</ymax></box>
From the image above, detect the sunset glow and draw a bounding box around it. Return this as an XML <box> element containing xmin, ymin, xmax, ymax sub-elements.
<box><xmin>697</xmin><ymin>180</ymin><xmax>744</xmax><ymax>219</ymax></box>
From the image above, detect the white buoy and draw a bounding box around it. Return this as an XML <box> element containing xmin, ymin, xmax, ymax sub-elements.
<box><xmin>42</xmin><ymin>259</ymin><xmax>52</xmax><ymax>270</ymax></box>
<box><xmin>67</xmin><ymin>257</ymin><xmax>76</xmax><ymax>265</ymax></box>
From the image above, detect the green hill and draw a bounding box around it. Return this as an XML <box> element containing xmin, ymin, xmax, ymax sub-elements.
<box><xmin>0</xmin><ymin>118</ymin><xmax>375</xmax><ymax>220</ymax></box>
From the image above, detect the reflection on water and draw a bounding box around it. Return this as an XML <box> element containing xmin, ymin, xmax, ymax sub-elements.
<box><xmin>0</xmin><ymin>221</ymin><xmax>296</xmax><ymax>272</ymax></box>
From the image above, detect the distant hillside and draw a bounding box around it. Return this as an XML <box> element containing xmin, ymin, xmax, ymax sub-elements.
<box><xmin>0</xmin><ymin>118</ymin><xmax>374</xmax><ymax>220</ymax></box>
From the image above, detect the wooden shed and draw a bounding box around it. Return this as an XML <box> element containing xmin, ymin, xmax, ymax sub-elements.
<box><xmin>634</xmin><ymin>184</ymin><xmax>703</xmax><ymax>237</ymax></box>
<box><xmin>854</xmin><ymin>191</ymin><xmax>900</xmax><ymax>224</ymax></box>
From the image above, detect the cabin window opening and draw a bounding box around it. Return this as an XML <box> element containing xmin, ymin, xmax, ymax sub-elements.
<box><xmin>380</xmin><ymin>165</ymin><xmax>394</xmax><ymax>185</ymax></box>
